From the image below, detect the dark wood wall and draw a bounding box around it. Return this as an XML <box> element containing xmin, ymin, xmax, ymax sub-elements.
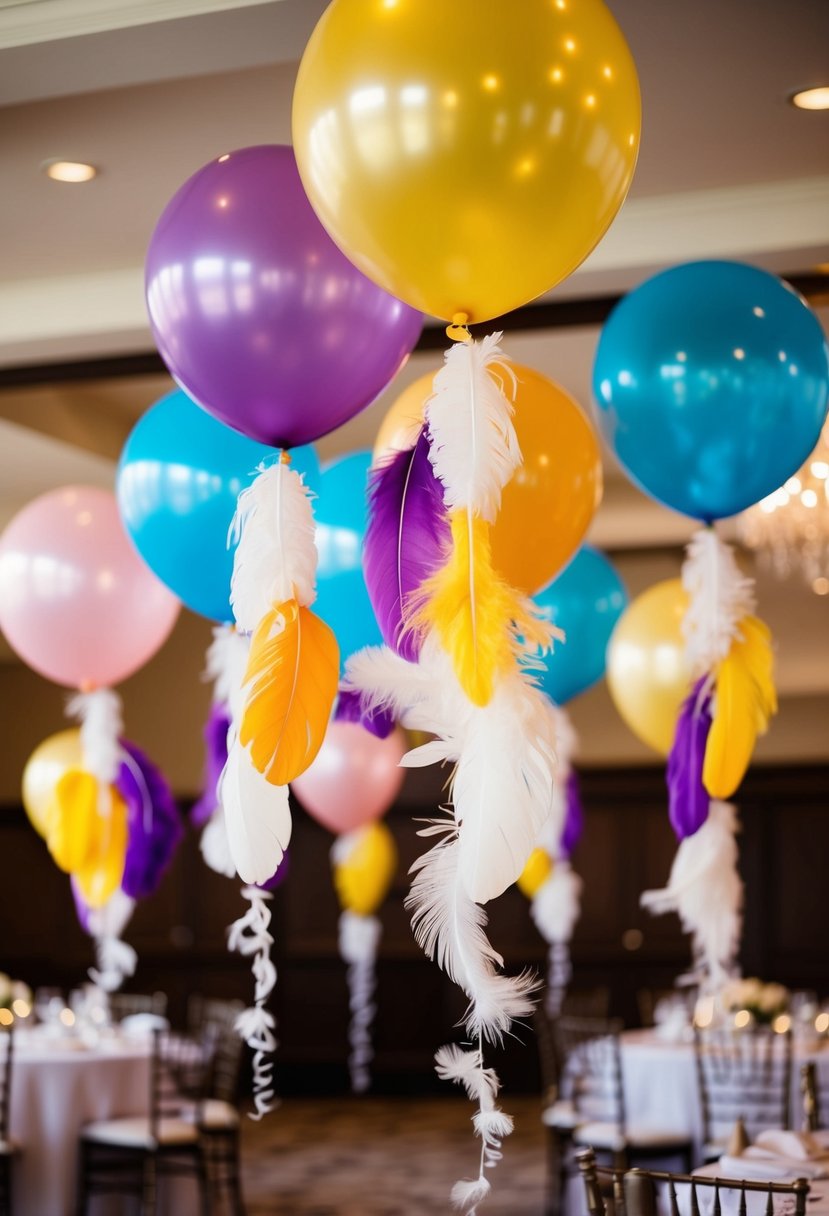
<box><xmin>1</xmin><ymin>764</ymin><xmax>825</xmax><ymax>1095</ymax></box>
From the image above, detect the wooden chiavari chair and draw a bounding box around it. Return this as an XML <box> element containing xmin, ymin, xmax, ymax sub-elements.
<box><xmin>694</xmin><ymin>1026</ymin><xmax>792</xmax><ymax>1160</ymax></box>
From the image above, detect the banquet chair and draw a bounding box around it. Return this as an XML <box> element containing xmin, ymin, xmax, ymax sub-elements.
<box><xmin>0</xmin><ymin>1026</ymin><xmax>17</xmax><ymax>1216</ymax></box>
<box><xmin>76</xmin><ymin>1029</ymin><xmax>211</xmax><ymax>1215</ymax></box>
<box><xmin>800</xmin><ymin>1061</ymin><xmax>821</xmax><ymax>1131</ymax></box>
<box><xmin>193</xmin><ymin>1019</ymin><xmax>247</xmax><ymax>1216</ymax></box>
<box><xmin>694</xmin><ymin>1025</ymin><xmax>792</xmax><ymax>1160</ymax></box>
<box><xmin>544</xmin><ymin>1016</ymin><xmax>693</xmax><ymax>1215</ymax></box>
<box><xmin>188</xmin><ymin>995</ymin><xmax>244</xmax><ymax>1039</ymax></box>
<box><xmin>576</xmin><ymin>1147</ymin><xmax>810</xmax><ymax>1216</ymax></box>
<box><xmin>109</xmin><ymin>991</ymin><xmax>168</xmax><ymax>1023</ymax></box>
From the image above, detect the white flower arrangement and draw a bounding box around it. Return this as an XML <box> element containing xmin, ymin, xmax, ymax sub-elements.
<box><xmin>721</xmin><ymin>977</ymin><xmax>789</xmax><ymax>1024</ymax></box>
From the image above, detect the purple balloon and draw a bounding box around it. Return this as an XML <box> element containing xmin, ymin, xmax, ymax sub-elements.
<box><xmin>146</xmin><ymin>145</ymin><xmax>423</xmax><ymax>448</ymax></box>
<box><xmin>258</xmin><ymin>850</ymin><xmax>290</xmax><ymax>892</ymax></box>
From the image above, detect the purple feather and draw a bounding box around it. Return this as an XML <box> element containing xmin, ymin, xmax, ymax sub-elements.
<box><xmin>334</xmin><ymin>688</ymin><xmax>395</xmax><ymax>739</ymax></box>
<box><xmin>117</xmin><ymin>741</ymin><xmax>184</xmax><ymax>900</ymax></box>
<box><xmin>560</xmin><ymin>770</ymin><xmax>585</xmax><ymax>858</ymax></box>
<box><xmin>363</xmin><ymin>427</ymin><xmax>449</xmax><ymax>661</ymax></box>
<box><xmin>191</xmin><ymin>704</ymin><xmax>231</xmax><ymax>827</ymax></box>
<box><xmin>667</xmin><ymin>678</ymin><xmax>713</xmax><ymax>841</ymax></box>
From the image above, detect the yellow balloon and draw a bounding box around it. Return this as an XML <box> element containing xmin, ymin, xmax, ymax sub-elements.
<box><xmin>374</xmin><ymin>365</ymin><xmax>602</xmax><ymax>593</ymax></box>
<box><xmin>73</xmin><ymin>791</ymin><xmax>128</xmax><ymax>910</ymax></box>
<box><xmin>22</xmin><ymin>729</ymin><xmax>83</xmax><ymax>838</ymax></box>
<box><xmin>45</xmin><ymin>769</ymin><xmax>100</xmax><ymax>873</ymax></box>
<box><xmin>606</xmin><ymin>579</ymin><xmax>692</xmax><ymax>756</ymax></box>
<box><xmin>293</xmin><ymin>0</ymin><xmax>640</xmax><ymax>323</ymax></box>
<box><xmin>333</xmin><ymin>822</ymin><xmax>398</xmax><ymax>917</ymax></box>
<box><xmin>517</xmin><ymin>848</ymin><xmax>553</xmax><ymax>900</ymax></box>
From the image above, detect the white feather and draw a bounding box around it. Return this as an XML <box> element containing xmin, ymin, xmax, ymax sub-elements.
<box><xmin>451</xmin><ymin>1177</ymin><xmax>491</xmax><ymax>1214</ymax></box>
<box><xmin>200</xmin><ymin>807</ymin><xmax>237</xmax><ymax>879</ymax></box>
<box><xmin>230</xmin><ymin>461</ymin><xmax>318</xmax><ymax>631</ymax></box>
<box><xmin>66</xmin><ymin>688</ymin><xmax>123</xmax><ymax>787</ymax></box>
<box><xmin>219</xmin><ymin>736</ymin><xmax>292</xmax><ymax>885</ymax></box>
<box><xmin>435</xmin><ymin>1045</ymin><xmax>492</xmax><ymax>1102</ymax></box>
<box><xmin>682</xmin><ymin>528</ymin><xmax>755</xmax><ymax>674</ymax></box>
<box><xmin>407</xmin><ymin>829</ymin><xmax>537</xmax><ymax>1044</ymax></box>
<box><xmin>454</xmin><ymin>673</ymin><xmax>558</xmax><ymax>904</ymax></box>
<box><xmin>204</xmin><ymin>624</ymin><xmax>250</xmax><ymax>719</ymax></box>
<box><xmin>641</xmin><ymin>800</ymin><xmax>743</xmax><ymax>983</ymax></box>
<box><xmin>425</xmin><ymin>333</ymin><xmax>520</xmax><ymax>522</ymax></box>
<box><xmin>531</xmin><ymin>862</ymin><xmax>583</xmax><ymax>945</ymax></box>
<box><xmin>338</xmin><ymin>909</ymin><xmax>381</xmax><ymax>965</ymax></box>
<box><xmin>473</xmin><ymin>1108</ymin><xmax>514</xmax><ymax>1141</ymax></box>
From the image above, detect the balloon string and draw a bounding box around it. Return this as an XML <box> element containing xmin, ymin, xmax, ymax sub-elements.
<box><xmin>446</xmin><ymin>312</ymin><xmax>471</xmax><ymax>343</ymax></box>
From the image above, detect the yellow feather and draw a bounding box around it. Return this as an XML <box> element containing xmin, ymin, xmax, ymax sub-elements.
<box><xmin>414</xmin><ymin>512</ymin><xmax>556</xmax><ymax>706</ymax></box>
<box><xmin>239</xmin><ymin>599</ymin><xmax>340</xmax><ymax>786</ymax></box>
<box><xmin>74</xmin><ymin>791</ymin><xmax>128</xmax><ymax>910</ymax></box>
<box><xmin>45</xmin><ymin>769</ymin><xmax>99</xmax><ymax>873</ymax></box>
<box><xmin>703</xmin><ymin>614</ymin><xmax>777</xmax><ymax>799</ymax></box>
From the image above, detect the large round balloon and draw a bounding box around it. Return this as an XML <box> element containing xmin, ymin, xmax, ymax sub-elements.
<box><xmin>22</xmin><ymin>728</ymin><xmax>83</xmax><ymax>838</ymax></box>
<box><xmin>332</xmin><ymin>822</ymin><xmax>398</xmax><ymax>918</ymax></box>
<box><xmin>0</xmin><ymin>487</ymin><xmax>179</xmax><ymax>688</ymax></box>
<box><xmin>533</xmin><ymin>547</ymin><xmax>628</xmax><ymax>705</ymax></box>
<box><xmin>292</xmin><ymin>722</ymin><xmax>406</xmax><ymax>834</ymax></box>
<box><xmin>606</xmin><ymin>579</ymin><xmax>691</xmax><ymax>756</ymax></box>
<box><xmin>315</xmin><ymin>451</ymin><xmax>383</xmax><ymax>671</ymax></box>
<box><xmin>117</xmin><ymin>389</ymin><xmax>320</xmax><ymax>622</ymax></box>
<box><xmin>293</xmin><ymin>0</ymin><xmax>640</xmax><ymax>323</ymax></box>
<box><xmin>594</xmin><ymin>262</ymin><xmax>829</xmax><ymax>521</ymax></box>
<box><xmin>146</xmin><ymin>145</ymin><xmax>422</xmax><ymax>448</ymax></box>
<box><xmin>375</xmin><ymin>365</ymin><xmax>602</xmax><ymax>593</ymax></box>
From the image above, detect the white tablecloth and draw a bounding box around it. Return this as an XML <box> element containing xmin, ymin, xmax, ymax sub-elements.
<box><xmin>619</xmin><ymin>1030</ymin><xmax>829</xmax><ymax>1162</ymax></box>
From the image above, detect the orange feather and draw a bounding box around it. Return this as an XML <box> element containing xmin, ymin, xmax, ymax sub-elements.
<box><xmin>239</xmin><ymin>599</ymin><xmax>340</xmax><ymax>786</ymax></box>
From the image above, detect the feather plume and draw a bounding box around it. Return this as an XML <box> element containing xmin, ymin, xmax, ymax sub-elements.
<box><xmin>703</xmin><ymin>617</ymin><xmax>776</xmax><ymax>799</ymax></box>
<box><xmin>531</xmin><ymin>862</ymin><xmax>583</xmax><ymax>946</ymax></box>
<box><xmin>228</xmin><ymin>886</ymin><xmax>279</xmax><ymax>1118</ymax></box>
<box><xmin>451</xmin><ymin>1177</ymin><xmax>492</xmax><ymax>1214</ymax></box>
<box><xmin>200</xmin><ymin>807</ymin><xmax>236</xmax><ymax>879</ymax></box>
<box><xmin>682</xmin><ymin>528</ymin><xmax>755</xmax><ymax>675</ymax></box>
<box><xmin>425</xmin><ymin>333</ymin><xmax>519</xmax><ymax>522</ymax></box>
<box><xmin>230</xmin><ymin>460</ymin><xmax>318</xmax><ymax>631</ymax></box>
<box><xmin>86</xmin><ymin>888</ymin><xmax>137</xmax><ymax>992</ymax></box>
<box><xmin>343</xmin><ymin>636</ymin><xmax>470</xmax><ymax>742</ymax></box>
<box><xmin>338</xmin><ymin>911</ymin><xmax>382</xmax><ymax>1094</ymax></box>
<box><xmin>204</xmin><ymin>624</ymin><xmax>250</xmax><ymax>720</ymax></box>
<box><xmin>66</xmin><ymin>688</ymin><xmax>123</xmax><ymax>813</ymax></box>
<box><xmin>434</xmin><ymin>1044</ymin><xmax>494</xmax><ymax>1100</ymax></box>
<box><xmin>406</xmin><ymin>827</ymin><xmax>538</xmax><ymax>1043</ymax></box>
<box><xmin>667</xmin><ymin>678</ymin><xmax>713</xmax><ymax>840</ymax></box>
<box><xmin>219</xmin><ymin>738</ymin><xmax>292</xmax><ymax>885</ymax></box>
<box><xmin>117</xmin><ymin>742</ymin><xmax>183</xmax><ymax>900</ymax></box>
<box><xmin>452</xmin><ymin>671</ymin><xmax>558</xmax><ymax>904</ymax></box>
<box><xmin>334</xmin><ymin>688</ymin><xmax>395</xmax><ymax>739</ymax></box>
<box><xmin>642</xmin><ymin>800</ymin><xmax>743</xmax><ymax>983</ymax></box>
<box><xmin>414</xmin><ymin>513</ymin><xmax>556</xmax><ymax>706</ymax></box>
<box><xmin>363</xmin><ymin>429</ymin><xmax>450</xmax><ymax>661</ymax></box>
<box><xmin>239</xmin><ymin>601</ymin><xmax>339</xmax><ymax>785</ymax></box>
<box><xmin>191</xmin><ymin>703</ymin><xmax>231</xmax><ymax>827</ymax></box>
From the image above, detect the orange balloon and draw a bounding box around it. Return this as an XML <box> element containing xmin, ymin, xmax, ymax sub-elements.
<box><xmin>374</xmin><ymin>364</ymin><xmax>602</xmax><ymax>594</ymax></box>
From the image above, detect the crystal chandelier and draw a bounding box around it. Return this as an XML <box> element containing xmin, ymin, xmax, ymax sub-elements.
<box><xmin>737</xmin><ymin>423</ymin><xmax>829</xmax><ymax>595</ymax></box>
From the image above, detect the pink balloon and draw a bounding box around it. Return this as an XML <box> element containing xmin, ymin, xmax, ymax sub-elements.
<box><xmin>292</xmin><ymin>722</ymin><xmax>406</xmax><ymax>834</ymax></box>
<box><xmin>0</xmin><ymin>486</ymin><xmax>179</xmax><ymax>688</ymax></box>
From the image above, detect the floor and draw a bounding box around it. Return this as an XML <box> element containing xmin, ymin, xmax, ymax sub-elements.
<box><xmin>239</xmin><ymin>1095</ymin><xmax>548</xmax><ymax>1215</ymax></box>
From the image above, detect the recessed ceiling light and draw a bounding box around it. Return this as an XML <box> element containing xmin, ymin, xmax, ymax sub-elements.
<box><xmin>42</xmin><ymin>159</ymin><xmax>97</xmax><ymax>183</ymax></box>
<box><xmin>790</xmin><ymin>85</ymin><xmax>829</xmax><ymax>111</ymax></box>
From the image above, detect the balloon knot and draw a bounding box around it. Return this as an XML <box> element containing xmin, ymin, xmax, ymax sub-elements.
<box><xmin>446</xmin><ymin>313</ymin><xmax>471</xmax><ymax>343</ymax></box>
<box><xmin>279</xmin><ymin>451</ymin><xmax>291</xmax><ymax>465</ymax></box>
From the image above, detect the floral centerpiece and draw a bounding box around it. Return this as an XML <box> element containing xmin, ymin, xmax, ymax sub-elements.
<box><xmin>721</xmin><ymin>977</ymin><xmax>789</xmax><ymax>1024</ymax></box>
<box><xmin>0</xmin><ymin>974</ymin><xmax>32</xmax><ymax>1015</ymax></box>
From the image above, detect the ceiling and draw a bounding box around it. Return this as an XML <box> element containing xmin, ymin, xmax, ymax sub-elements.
<box><xmin>0</xmin><ymin>0</ymin><xmax>827</xmax><ymax>761</ymax></box>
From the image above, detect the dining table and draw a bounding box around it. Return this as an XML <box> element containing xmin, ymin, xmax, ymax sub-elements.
<box><xmin>9</xmin><ymin>1024</ymin><xmax>195</xmax><ymax>1216</ymax></box>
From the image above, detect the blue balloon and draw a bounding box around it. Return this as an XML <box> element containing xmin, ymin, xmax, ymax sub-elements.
<box><xmin>532</xmin><ymin>546</ymin><xmax>628</xmax><ymax>706</ymax></box>
<box><xmin>314</xmin><ymin>451</ymin><xmax>381</xmax><ymax>671</ymax></box>
<box><xmin>593</xmin><ymin>261</ymin><xmax>829</xmax><ymax>521</ymax></box>
<box><xmin>315</xmin><ymin>451</ymin><xmax>372</xmax><ymax>580</ymax></box>
<box><xmin>117</xmin><ymin>390</ymin><xmax>320</xmax><ymax>622</ymax></box>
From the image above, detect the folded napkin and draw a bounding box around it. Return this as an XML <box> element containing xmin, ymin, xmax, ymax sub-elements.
<box><xmin>754</xmin><ymin>1130</ymin><xmax>827</xmax><ymax>1161</ymax></box>
<box><xmin>718</xmin><ymin>1152</ymin><xmax>826</xmax><ymax>1181</ymax></box>
<box><xmin>119</xmin><ymin>1013</ymin><xmax>170</xmax><ymax>1037</ymax></box>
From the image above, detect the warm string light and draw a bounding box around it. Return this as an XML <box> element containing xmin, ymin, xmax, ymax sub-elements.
<box><xmin>738</xmin><ymin>421</ymin><xmax>829</xmax><ymax>594</ymax></box>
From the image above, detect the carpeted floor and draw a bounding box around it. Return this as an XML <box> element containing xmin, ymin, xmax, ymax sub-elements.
<box><xmin>239</xmin><ymin>1095</ymin><xmax>548</xmax><ymax>1215</ymax></box>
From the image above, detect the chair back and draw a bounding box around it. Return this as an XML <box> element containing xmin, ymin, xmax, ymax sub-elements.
<box><xmin>148</xmin><ymin>1029</ymin><xmax>209</xmax><ymax>1141</ymax></box>
<box><xmin>694</xmin><ymin>1025</ymin><xmax>792</xmax><ymax>1145</ymax></box>
<box><xmin>110</xmin><ymin>991</ymin><xmax>168</xmax><ymax>1022</ymax></box>
<box><xmin>801</xmin><ymin>1061</ymin><xmax>820</xmax><ymax>1132</ymax></box>
<box><xmin>576</xmin><ymin>1148</ymin><xmax>811</xmax><ymax>1216</ymax></box>
<box><xmin>0</xmin><ymin>1026</ymin><xmax>13</xmax><ymax>1144</ymax></box>
<box><xmin>187</xmin><ymin>997</ymin><xmax>245</xmax><ymax>1106</ymax></box>
<box><xmin>555</xmin><ymin>1014</ymin><xmax>626</xmax><ymax>1131</ymax></box>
